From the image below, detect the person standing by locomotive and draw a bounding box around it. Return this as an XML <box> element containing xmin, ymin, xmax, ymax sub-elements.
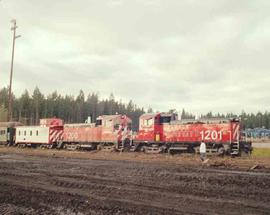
<box><xmin>199</xmin><ymin>141</ymin><xmax>206</xmax><ymax>162</ymax></box>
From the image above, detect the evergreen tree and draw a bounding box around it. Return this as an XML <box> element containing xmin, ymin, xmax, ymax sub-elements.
<box><xmin>32</xmin><ymin>87</ymin><xmax>44</xmax><ymax>125</ymax></box>
<box><xmin>0</xmin><ymin>105</ymin><xmax>7</xmax><ymax>121</ymax></box>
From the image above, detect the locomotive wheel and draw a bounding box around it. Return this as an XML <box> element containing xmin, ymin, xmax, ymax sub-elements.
<box><xmin>217</xmin><ymin>147</ymin><xmax>225</xmax><ymax>156</ymax></box>
<box><xmin>168</xmin><ymin>148</ymin><xmax>175</xmax><ymax>155</ymax></box>
<box><xmin>48</xmin><ymin>144</ymin><xmax>54</xmax><ymax>149</ymax></box>
<box><xmin>56</xmin><ymin>141</ymin><xmax>64</xmax><ymax>149</ymax></box>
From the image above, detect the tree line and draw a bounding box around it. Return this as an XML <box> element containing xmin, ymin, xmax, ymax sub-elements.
<box><xmin>0</xmin><ymin>87</ymin><xmax>144</xmax><ymax>130</ymax></box>
<box><xmin>0</xmin><ymin>87</ymin><xmax>269</xmax><ymax>130</ymax></box>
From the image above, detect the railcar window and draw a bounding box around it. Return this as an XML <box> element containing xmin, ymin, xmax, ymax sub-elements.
<box><xmin>18</xmin><ymin>131</ymin><xmax>21</xmax><ymax>136</ymax></box>
<box><xmin>30</xmin><ymin>131</ymin><xmax>32</xmax><ymax>136</ymax></box>
<box><xmin>24</xmin><ymin>131</ymin><xmax>26</xmax><ymax>136</ymax></box>
<box><xmin>36</xmin><ymin>130</ymin><xmax>39</xmax><ymax>136</ymax></box>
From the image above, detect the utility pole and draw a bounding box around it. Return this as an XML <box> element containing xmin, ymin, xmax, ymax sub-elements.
<box><xmin>8</xmin><ymin>19</ymin><xmax>21</xmax><ymax>121</ymax></box>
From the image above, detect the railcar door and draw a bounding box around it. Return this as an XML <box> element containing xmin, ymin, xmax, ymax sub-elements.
<box><xmin>7</xmin><ymin>127</ymin><xmax>15</xmax><ymax>145</ymax></box>
<box><xmin>154</xmin><ymin>115</ymin><xmax>162</xmax><ymax>142</ymax></box>
<box><xmin>156</xmin><ymin>114</ymin><xmax>174</xmax><ymax>142</ymax></box>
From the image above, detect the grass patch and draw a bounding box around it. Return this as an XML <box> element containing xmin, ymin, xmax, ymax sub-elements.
<box><xmin>252</xmin><ymin>148</ymin><xmax>270</xmax><ymax>157</ymax></box>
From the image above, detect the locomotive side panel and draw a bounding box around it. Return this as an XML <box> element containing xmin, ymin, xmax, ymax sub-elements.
<box><xmin>199</xmin><ymin>123</ymin><xmax>231</xmax><ymax>143</ymax></box>
<box><xmin>63</xmin><ymin>125</ymin><xmax>102</xmax><ymax>143</ymax></box>
<box><xmin>101</xmin><ymin>127</ymin><xmax>118</xmax><ymax>143</ymax></box>
<box><xmin>101</xmin><ymin>118</ymin><xmax>117</xmax><ymax>143</ymax></box>
<box><xmin>86</xmin><ymin>126</ymin><xmax>102</xmax><ymax>142</ymax></box>
<box><xmin>163</xmin><ymin>121</ymin><xmax>239</xmax><ymax>144</ymax></box>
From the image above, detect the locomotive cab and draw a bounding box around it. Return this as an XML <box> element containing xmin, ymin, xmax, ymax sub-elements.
<box><xmin>134</xmin><ymin>113</ymin><xmax>178</xmax><ymax>152</ymax></box>
<box><xmin>98</xmin><ymin>115</ymin><xmax>132</xmax><ymax>150</ymax></box>
<box><xmin>136</xmin><ymin>112</ymin><xmax>176</xmax><ymax>142</ymax></box>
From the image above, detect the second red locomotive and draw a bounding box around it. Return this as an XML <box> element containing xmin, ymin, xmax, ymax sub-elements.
<box><xmin>133</xmin><ymin>112</ymin><xmax>252</xmax><ymax>155</ymax></box>
<box><xmin>60</xmin><ymin>114</ymin><xmax>132</xmax><ymax>150</ymax></box>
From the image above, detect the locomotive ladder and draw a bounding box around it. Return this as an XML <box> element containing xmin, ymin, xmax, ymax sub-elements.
<box><xmin>230</xmin><ymin>142</ymin><xmax>240</xmax><ymax>155</ymax></box>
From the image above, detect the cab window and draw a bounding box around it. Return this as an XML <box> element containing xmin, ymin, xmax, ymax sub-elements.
<box><xmin>96</xmin><ymin>119</ymin><xmax>102</xmax><ymax>126</ymax></box>
<box><xmin>160</xmin><ymin>116</ymin><xmax>171</xmax><ymax>124</ymax></box>
<box><xmin>144</xmin><ymin>118</ymin><xmax>153</xmax><ymax>126</ymax></box>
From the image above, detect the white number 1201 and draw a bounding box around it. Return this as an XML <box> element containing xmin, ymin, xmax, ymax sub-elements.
<box><xmin>200</xmin><ymin>130</ymin><xmax>222</xmax><ymax>140</ymax></box>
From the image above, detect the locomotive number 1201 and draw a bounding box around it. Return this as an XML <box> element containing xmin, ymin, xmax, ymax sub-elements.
<box><xmin>200</xmin><ymin>130</ymin><xmax>222</xmax><ymax>141</ymax></box>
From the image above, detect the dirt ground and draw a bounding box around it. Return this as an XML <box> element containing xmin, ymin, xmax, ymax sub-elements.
<box><xmin>0</xmin><ymin>147</ymin><xmax>270</xmax><ymax>215</ymax></box>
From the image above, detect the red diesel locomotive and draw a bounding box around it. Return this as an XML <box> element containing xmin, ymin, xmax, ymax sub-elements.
<box><xmin>60</xmin><ymin>114</ymin><xmax>132</xmax><ymax>150</ymax></box>
<box><xmin>133</xmin><ymin>112</ymin><xmax>252</xmax><ymax>155</ymax></box>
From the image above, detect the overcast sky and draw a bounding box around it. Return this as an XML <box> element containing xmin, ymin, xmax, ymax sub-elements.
<box><xmin>0</xmin><ymin>0</ymin><xmax>269</xmax><ymax>115</ymax></box>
